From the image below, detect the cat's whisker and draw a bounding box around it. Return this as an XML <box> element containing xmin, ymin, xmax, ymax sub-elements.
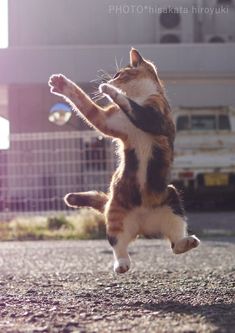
<box><xmin>92</xmin><ymin>94</ymin><xmax>103</xmax><ymax>101</ymax></box>
<box><xmin>90</xmin><ymin>76</ymin><xmax>106</xmax><ymax>84</ymax></box>
<box><xmin>90</xmin><ymin>69</ymin><xmax>112</xmax><ymax>86</ymax></box>
<box><xmin>91</xmin><ymin>87</ymin><xmax>105</xmax><ymax>95</ymax></box>
<box><xmin>91</xmin><ymin>89</ymin><xmax>108</xmax><ymax>103</ymax></box>
<box><xmin>97</xmin><ymin>69</ymin><xmax>112</xmax><ymax>80</ymax></box>
<box><xmin>115</xmin><ymin>56</ymin><xmax>120</xmax><ymax>72</ymax></box>
<box><xmin>119</xmin><ymin>57</ymin><xmax>124</xmax><ymax>70</ymax></box>
<box><xmin>93</xmin><ymin>94</ymin><xmax>107</xmax><ymax>103</ymax></box>
<box><xmin>90</xmin><ymin>78</ymin><xmax>100</xmax><ymax>83</ymax></box>
<box><xmin>91</xmin><ymin>91</ymin><xmax>101</xmax><ymax>99</ymax></box>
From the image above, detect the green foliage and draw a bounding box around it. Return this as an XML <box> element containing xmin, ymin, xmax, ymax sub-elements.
<box><xmin>0</xmin><ymin>209</ymin><xmax>106</xmax><ymax>241</ymax></box>
<box><xmin>47</xmin><ymin>215</ymin><xmax>71</xmax><ymax>230</ymax></box>
<box><xmin>70</xmin><ymin>209</ymin><xmax>106</xmax><ymax>239</ymax></box>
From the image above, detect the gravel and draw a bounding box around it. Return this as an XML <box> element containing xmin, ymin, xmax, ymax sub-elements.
<box><xmin>0</xmin><ymin>238</ymin><xmax>234</xmax><ymax>333</ymax></box>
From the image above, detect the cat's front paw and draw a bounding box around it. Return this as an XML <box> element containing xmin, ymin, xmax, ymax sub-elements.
<box><xmin>48</xmin><ymin>74</ymin><xmax>68</xmax><ymax>94</ymax></box>
<box><xmin>99</xmin><ymin>83</ymin><xmax>119</xmax><ymax>100</ymax></box>
<box><xmin>114</xmin><ymin>258</ymin><xmax>130</xmax><ymax>274</ymax></box>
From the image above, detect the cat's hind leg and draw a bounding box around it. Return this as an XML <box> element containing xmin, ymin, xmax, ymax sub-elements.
<box><xmin>108</xmin><ymin>232</ymin><xmax>132</xmax><ymax>274</ymax></box>
<box><xmin>106</xmin><ymin>208</ymin><xmax>139</xmax><ymax>273</ymax></box>
<box><xmin>162</xmin><ymin>212</ymin><xmax>200</xmax><ymax>254</ymax></box>
<box><xmin>161</xmin><ymin>185</ymin><xmax>200</xmax><ymax>254</ymax></box>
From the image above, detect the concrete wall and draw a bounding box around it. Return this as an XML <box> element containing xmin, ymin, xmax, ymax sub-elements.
<box><xmin>7</xmin><ymin>0</ymin><xmax>191</xmax><ymax>46</ymax></box>
<box><xmin>8</xmin><ymin>0</ymin><xmax>118</xmax><ymax>46</ymax></box>
<box><xmin>1</xmin><ymin>44</ymin><xmax>235</xmax><ymax>84</ymax></box>
<box><xmin>8</xmin><ymin>0</ymin><xmax>235</xmax><ymax>46</ymax></box>
<box><xmin>8</xmin><ymin>84</ymin><xmax>91</xmax><ymax>133</ymax></box>
<box><xmin>2</xmin><ymin>0</ymin><xmax>235</xmax><ymax>133</ymax></box>
<box><xmin>2</xmin><ymin>43</ymin><xmax>235</xmax><ymax>133</ymax></box>
<box><xmin>166</xmin><ymin>78</ymin><xmax>235</xmax><ymax>108</ymax></box>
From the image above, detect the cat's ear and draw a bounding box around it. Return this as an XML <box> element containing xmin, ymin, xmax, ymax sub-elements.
<box><xmin>130</xmin><ymin>48</ymin><xmax>144</xmax><ymax>67</ymax></box>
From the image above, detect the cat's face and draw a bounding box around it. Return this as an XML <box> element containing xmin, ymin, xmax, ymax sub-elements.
<box><xmin>108</xmin><ymin>49</ymin><xmax>163</xmax><ymax>104</ymax></box>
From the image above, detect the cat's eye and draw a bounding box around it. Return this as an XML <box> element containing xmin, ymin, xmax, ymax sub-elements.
<box><xmin>113</xmin><ymin>71</ymin><xmax>121</xmax><ymax>79</ymax></box>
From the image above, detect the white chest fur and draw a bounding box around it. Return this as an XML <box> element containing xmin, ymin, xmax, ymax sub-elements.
<box><xmin>127</xmin><ymin>78</ymin><xmax>158</xmax><ymax>105</ymax></box>
<box><xmin>129</xmin><ymin>129</ymin><xmax>153</xmax><ymax>190</ymax></box>
<box><xmin>106</xmin><ymin>110</ymin><xmax>153</xmax><ymax>190</ymax></box>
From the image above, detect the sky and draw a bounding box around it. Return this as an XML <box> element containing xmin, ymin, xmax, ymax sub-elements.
<box><xmin>0</xmin><ymin>0</ymin><xmax>8</xmax><ymax>48</ymax></box>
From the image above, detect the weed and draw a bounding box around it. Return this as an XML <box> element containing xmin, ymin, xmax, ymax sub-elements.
<box><xmin>0</xmin><ymin>209</ymin><xmax>106</xmax><ymax>241</ymax></box>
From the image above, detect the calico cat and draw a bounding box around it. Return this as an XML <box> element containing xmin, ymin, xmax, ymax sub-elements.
<box><xmin>48</xmin><ymin>48</ymin><xmax>200</xmax><ymax>274</ymax></box>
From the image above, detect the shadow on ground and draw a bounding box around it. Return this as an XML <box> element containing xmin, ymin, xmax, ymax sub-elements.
<box><xmin>124</xmin><ymin>300</ymin><xmax>235</xmax><ymax>333</ymax></box>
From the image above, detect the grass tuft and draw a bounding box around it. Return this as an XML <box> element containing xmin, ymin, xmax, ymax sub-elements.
<box><xmin>0</xmin><ymin>209</ymin><xmax>106</xmax><ymax>241</ymax></box>
<box><xmin>47</xmin><ymin>215</ymin><xmax>72</xmax><ymax>230</ymax></box>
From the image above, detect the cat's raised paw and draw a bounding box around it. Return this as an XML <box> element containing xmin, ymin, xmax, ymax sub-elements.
<box><xmin>114</xmin><ymin>258</ymin><xmax>130</xmax><ymax>274</ymax></box>
<box><xmin>99</xmin><ymin>83</ymin><xmax>119</xmax><ymax>99</ymax></box>
<box><xmin>48</xmin><ymin>74</ymin><xmax>68</xmax><ymax>94</ymax></box>
<box><xmin>173</xmin><ymin>235</ymin><xmax>200</xmax><ymax>254</ymax></box>
<box><xmin>99</xmin><ymin>83</ymin><xmax>113</xmax><ymax>94</ymax></box>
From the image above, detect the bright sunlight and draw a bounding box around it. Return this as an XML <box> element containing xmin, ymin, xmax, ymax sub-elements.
<box><xmin>0</xmin><ymin>0</ymin><xmax>9</xmax><ymax>149</ymax></box>
<box><xmin>0</xmin><ymin>0</ymin><xmax>8</xmax><ymax>48</ymax></box>
<box><xmin>0</xmin><ymin>116</ymin><xmax>9</xmax><ymax>149</ymax></box>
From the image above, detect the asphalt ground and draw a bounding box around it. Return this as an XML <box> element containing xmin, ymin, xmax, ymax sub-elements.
<box><xmin>0</xmin><ymin>213</ymin><xmax>234</xmax><ymax>333</ymax></box>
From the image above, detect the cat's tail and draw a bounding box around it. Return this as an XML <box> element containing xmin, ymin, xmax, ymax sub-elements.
<box><xmin>64</xmin><ymin>191</ymin><xmax>108</xmax><ymax>213</ymax></box>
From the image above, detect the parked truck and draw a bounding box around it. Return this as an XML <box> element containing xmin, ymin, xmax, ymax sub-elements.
<box><xmin>171</xmin><ymin>106</ymin><xmax>235</xmax><ymax>204</ymax></box>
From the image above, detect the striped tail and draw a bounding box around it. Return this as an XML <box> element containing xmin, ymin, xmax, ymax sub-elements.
<box><xmin>64</xmin><ymin>191</ymin><xmax>108</xmax><ymax>213</ymax></box>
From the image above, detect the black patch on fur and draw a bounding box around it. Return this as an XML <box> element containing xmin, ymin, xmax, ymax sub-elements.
<box><xmin>115</xmin><ymin>149</ymin><xmax>142</xmax><ymax>209</ymax></box>
<box><xmin>123</xmin><ymin>149</ymin><xmax>138</xmax><ymax>176</ymax></box>
<box><xmin>165</xmin><ymin>186</ymin><xmax>185</xmax><ymax>217</ymax></box>
<box><xmin>123</xmin><ymin>149</ymin><xmax>142</xmax><ymax>207</ymax></box>
<box><xmin>147</xmin><ymin>146</ymin><xmax>168</xmax><ymax>193</ymax></box>
<box><xmin>107</xmin><ymin>235</ymin><xmax>118</xmax><ymax>247</ymax></box>
<box><xmin>124</xmin><ymin>100</ymin><xmax>167</xmax><ymax>135</ymax></box>
<box><xmin>129</xmin><ymin>185</ymin><xmax>142</xmax><ymax>207</ymax></box>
